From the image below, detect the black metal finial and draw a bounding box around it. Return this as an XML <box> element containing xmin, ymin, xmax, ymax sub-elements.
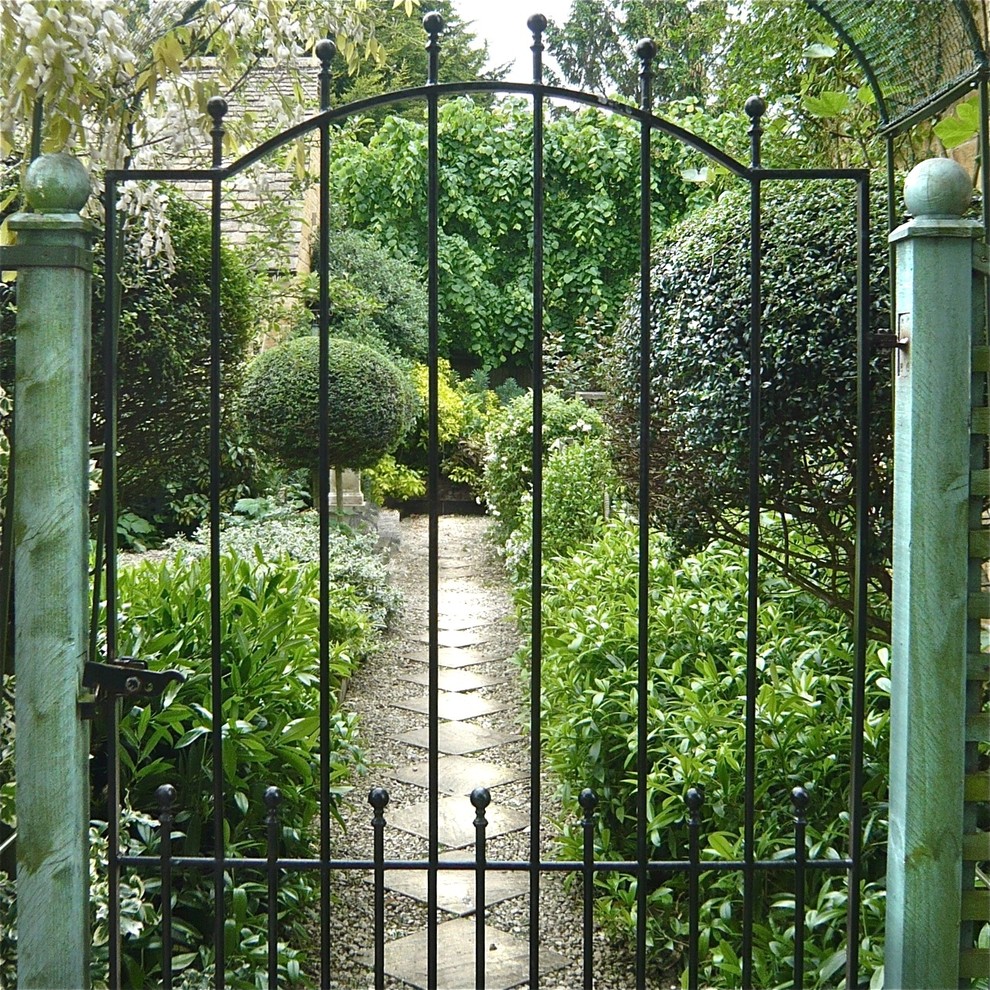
<box><xmin>316</xmin><ymin>39</ymin><xmax>335</xmax><ymax>113</ymax></box>
<box><xmin>744</xmin><ymin>95</ymin><xmax>767</xmax><ymax>120</ymax></box>
<box><xmin>528</xmin><ymin>13</ymin><xmax>547</xmax><ymax>84</ymax></box>
<box><xmin>424</xmin><ymin>11</ymin><xmax>444</xmax><ymax>84</ymax></box>
<box><xmin>528</xmin><ymin>13</ymin><xmax>548</xmax><ymax>35</ymax></box>
<box><xmin>156</xmin><ymin>783</ymin><xmax>177</xmax><ymax>815</ymax></box>
<box><xmin>790</xmin><ymin>785</ymin><xmax>810</xmax><ymax>819</ymax></box>
<box><xmin>744</xmin><ymin>95</ymin><xmax>765</xmax><ymax>167</ymax></box>
<box><xmin>315</xmin><ymin>39</ymin><xmax>336</xmax><ymax>65</ymax></box>
<box><xmin>579</xmin><ymin>788</ymin><xmax>599</xmax><ymax>817</ymax></box>
<box><xmin>207</xmin><ymin>96</ymin><xmax>228</xmax><ymax>125</ymax></box>
<box><xmin>207</xmin><ymin>96</ymin><xmax>227</xmax><ymax>167</ymax></box>
<box><xmin>470</xmin><ymin>786</ymin><xmax>491</xmax><ymax>811</ymax></box>
<box><xmin>685</xmin><ymin>786</ymin><xmax>704</xmax><ymax>817</ymax></box>
<box><xmin>635</xmin><ymin>38</ymin><xmax>657</xmax><ymax>63</ymax></box>
<box><xmin>636</xmin><ymin>39</ymin><xmax>656</xmax><ymax>111</ymax></box>
<box><xmin>264</xmin><ymin>785</ymin><xmax>282</xmax><ymax>815</ymax></box>
<box><xmin>368</xmin><ymin>786</ymin><xmax>390</xmax><ymax>813</ymax></box>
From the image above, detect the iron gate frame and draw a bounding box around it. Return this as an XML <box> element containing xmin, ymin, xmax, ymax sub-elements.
<box><xmin>96</xmin><ymin>15</ymin><xmax>873</xmax><ymax>990</ymax></box>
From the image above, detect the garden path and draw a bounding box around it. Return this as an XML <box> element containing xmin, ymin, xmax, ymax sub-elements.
<box><xmin>326</xmin><ymin>512</ymin><xmax>638</xmax><ymax>990</ymax></box>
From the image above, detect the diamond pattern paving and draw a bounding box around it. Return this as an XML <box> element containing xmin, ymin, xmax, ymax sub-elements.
<box><xmin>367</xmin><ymin>854</ymin><xmax>528</xmax><ymax>915</ymax></box>
<box><xmin>373</xmin><ymin>918</ymin><xmax>567</xmax><ymax>990</ymax></box>
<box><xmin>399</xmin><ymin>668</ymin><xmax>507</xmax><ymax>692</ymax></box>
<box><xmin>391</xmin><ymin>794</ymin><xmax>528</xmax><ymax>847</ymax></box>
<box><xmin>395</xmin><ymin>721</ymin><xmax>520</xmax><ymax>755</ymax></box>
<box><xmin>393</xmin><ymin>754</ymin><xmax>526</xmax><ymax>794</ymax></box>
<box><xmin>391</xmin><ymin>691</ymin><xmax>509</xmax><ymax>721</ymax></box>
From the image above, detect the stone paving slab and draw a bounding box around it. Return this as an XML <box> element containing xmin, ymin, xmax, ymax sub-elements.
<box><xmin>437</xmin><ymin>614</ymin><xmax>489</xmax><ymax>632</ymax></box>
<box><xmin>395</xmin><ymin>722</ymin><xmax>520</xmax><ymax>756</ymax></box>
<box><xmin>393</xmin><ymin>754</ymin><xmax>526</xmax><ymax>794</ymax></box>
<box><xmin>399</xmin><ymin>668</ymin><xmax>508</xmax><ymax>692</ymax></box>
<box><xmin>370</xmin><ymin>917</ymin><xmax>567</xmax><ymax>989</ymax></box>
<box><xmin>390</xmin><ymin>795</ymin><xmax>528</xmax><ymax>848</ymax></box>
<box><xmin>413</xmin><ymin>628</ymin><xmax>488</xmax><ymax>649</ymax></box>
<box><xmin>401</xmin><ymin>645</ymin><xmax>494</xmax><ymax>668</ymax></box>
<box><xmin>391</xmin><ymin>691</ymin><xmax>509</xmax><ymax>721</ymax></box>
<box><xmin>365</xmin><ymin>854</ymin><xmax>528</xmax><ymax>916</ymax></box>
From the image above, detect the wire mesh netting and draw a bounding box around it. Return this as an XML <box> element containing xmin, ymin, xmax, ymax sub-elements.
<box><xmin>809</xmin><ymin>0</ymin><xmax>987</xmax><ymax>133</ymax></box>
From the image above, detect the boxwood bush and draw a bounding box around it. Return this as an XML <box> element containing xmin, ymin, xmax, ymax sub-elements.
<box><xmin>516</xmin><ymin>516</ymin><xmax>889</xmax><ymax>987</ymax></box>
<box><xmin>608</xmin><ymin>179</ymin><xmax>893</xmax><ymax>635</ymax></box>
<box><xmin>240</xmin><ymin>336</ymin><xmax>412</xmax><ymax>496</ymax></box>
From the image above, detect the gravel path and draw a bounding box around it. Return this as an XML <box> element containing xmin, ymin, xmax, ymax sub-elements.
<box><xmin>325</xmin><ymin>512</ymin><xmax>639</xmax><ymax>990</ymax></box>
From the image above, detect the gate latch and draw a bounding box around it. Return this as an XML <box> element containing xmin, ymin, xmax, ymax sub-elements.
<box><xmin>79</xmin><ymin>657</ymin><xmax>185</xmax><ymax>719</ymax></box>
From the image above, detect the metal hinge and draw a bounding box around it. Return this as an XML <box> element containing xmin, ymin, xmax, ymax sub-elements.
<box><xmin>873</xmin><ymin>333</ymin><xmax>909</xmax><ymax>350</ymax></box>
<box><xmin>79</xmin><ymin>657</ymin><xmax>185</xmax><ymax>719</ymax></box>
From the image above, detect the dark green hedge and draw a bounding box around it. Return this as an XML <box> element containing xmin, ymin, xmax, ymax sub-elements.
<box><xmin>240</xmin><ymin>335</ymin><xmax>410</xmax><ymax>472</ymax></box>
<box><xmin>608</xmin><ymin>179</ymin><xmax>893</xmax><ymax>630</ymax></box>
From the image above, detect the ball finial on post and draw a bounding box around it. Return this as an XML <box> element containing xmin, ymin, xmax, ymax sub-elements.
<box><xmin>903</xmin><ymin>157</ymin><xmax>974</xmax><ymax>219</ymax></box>
<box><xmin>23</xmin><ymin>153</ymin><xmax>90</xmax><ymax>214</ymax></box>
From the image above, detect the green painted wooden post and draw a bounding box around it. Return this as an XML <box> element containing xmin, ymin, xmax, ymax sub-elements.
<box><xmin>886</xmin><ymin>158</ymin><xmax>980</xmax><ymax>990</ymax></box>
<box><xmin>10</xmin><ymin>153</ymin><xmax>93</xmax><ymax>989</ymax></box>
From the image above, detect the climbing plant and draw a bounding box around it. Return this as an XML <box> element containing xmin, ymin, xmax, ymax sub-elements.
<box><xmin>329</xmin><ymin>97</ymin><xmax>689</xmax><ymax>369</ymax></box>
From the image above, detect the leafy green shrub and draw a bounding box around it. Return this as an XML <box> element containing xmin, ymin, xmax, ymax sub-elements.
<box><xmin>608</xmin><ymin>179</ymin><xmax>892</xmax><ymax>632</ymax></box>
<box><xmin>504</xmin><ymin>435</ymin><xmax>619</xmax><ymax>584</ymax></box>
<box><xmin>483</xmin><ymin>391</ymin><xmax>604</xmax><ymax>543</ymax></box>
<box><xmin>168</xmin><ymin>506</ymin><xmax>401</xmax><ymax>627</ymax></box>
<box><xmin>388</xmin><ymin>358</ymin><xmax>501</xmax><ymax>497</ymax></box>
<box><xmin>519</xmin><ymin>516</ymin><xmax>888</xmax><ymax>986</ymax></box>
<box><xmin>329</xmin><ymin>97</ymin><xmax>689</xmax><ymax>368</ymax></box>
<box><xmin>304</xmin><ymin>225</ymin><xmax>428</xmax><ymax>360</ymax></box>
<box><xmin>93</xmin><ymin>547</ymin><xmax>375</xmax><ymax>982</ymax></box>
<box><xmin>93</xmin><ymin>188</ymin><xmax>259</xmax><ymax>530</ymax></box>
<box><xmin>239</xmin><ymin>336</ymin><xmax>411</xmax><ymax>496</ymax></box>
<box><xmin>364</xmin><ymin>452</ymin><xmax>427</xmax><ymax>504</ymax></box>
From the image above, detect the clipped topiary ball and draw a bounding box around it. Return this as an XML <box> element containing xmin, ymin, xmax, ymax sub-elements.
<box><xmin>241</xmin><ymin>336</ymin><xmax>410</xmax><ymax>473</ymax></box>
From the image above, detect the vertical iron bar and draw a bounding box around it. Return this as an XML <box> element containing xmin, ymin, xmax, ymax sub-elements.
<box><xmin>635</xmin><ymin>38</ymin><xmax>656</xmax><ymax>989</ymax></box>
<box><xmin>686</xmin><ymin>787</ymin><xmax>703</xmax><ymax>990</ymax></box>
<box><xmin>265</xmin><ymin>786</ymin><xmax>282</xmax><ymax>990</ymax></box>
<box><xmin>980</xmin><ymin>76</ymin><xmax>990</xmax><ymax>341</ymax></box>
<box><xmin>424</xmin><ymin>15</ymin><xmax>443</xmax><ymax>989</ymax></box>
<box><xmin>472</xmin><ymin>788</ymin><xmax>491</xmax><ymax>990</ymax></box>
<box><xmin>369</xmin><ymin>787</ymin><xmax>390</xmax><ymax>990</ymax></box>
<box><xmin>103</xmin><ymin>174</ymin><xmax>122</xmax><ymax>989</ymax></box>
<box><xmin>157</xmin><ymin>784</ymin><xmax>176</xmax><ymax>990</ymax></box>
<box><xmin>742</xmin><ymin>94</ymin><xmax>766</xmax><ymax>990</ymax></box>
<box><xmin>845</xmin><ymin>174</ymin><xmax>871</xmax><ymax>990</ymax></box>
<box><xmin>791</xmin><ymin>786</ymin><xmax>809</xmax><ymax>989</ymax></box>
<box><xmin>579</xmin><ymin>788</ymin><xmax>598</xmax><ymax>990</ymax></box>
<box><xmin>206</xmin><ymin>94</ymin><xmax>228</xmax><ymax>989</ymax></box>
<box><xmin>315</xmin><ymin>38</ymin><xmax>335</xmax><ymax>989</ymax></box>
<box><xmin>885</xmin><ymin>135</ymin><xmax>897</xmax><ymax>329</ymax></box>
<box><xmin>528</xmin><ymin>15</ymin><xmax>547</xmax><ymax>988</ymax></box>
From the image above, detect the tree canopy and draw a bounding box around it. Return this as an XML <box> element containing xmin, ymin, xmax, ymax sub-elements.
<box><xmin>0</xmin><ymin>0</ymin><xmax>407</xmax><ymax>170</ymax></box>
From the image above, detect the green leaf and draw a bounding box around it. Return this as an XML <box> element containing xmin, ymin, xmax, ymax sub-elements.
<box><xmin>934</xmin><ymin>114</ymin><xmax>979</xmax><ymax>149</ymax></box>
<box><xmin>803</xmin><ymin>91</ymin><xmax>850</xmax><ymax>118</ymax></box>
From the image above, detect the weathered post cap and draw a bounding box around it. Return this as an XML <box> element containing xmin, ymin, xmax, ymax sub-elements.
<box><xmin>904</xmin><ymin>157</ymin><xmax>973</xmax><ymax>219</ymax></box>
<box><xmin>24</xmin><ymin>153</ymin><xmax>90</xmax><ymax>214</ymax></box>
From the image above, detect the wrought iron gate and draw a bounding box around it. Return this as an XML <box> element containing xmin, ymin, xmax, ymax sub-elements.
<box><xmin>96</xmin><ymin>14</ymin><xmax>874</xmax><ymax>989</ymax></box>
